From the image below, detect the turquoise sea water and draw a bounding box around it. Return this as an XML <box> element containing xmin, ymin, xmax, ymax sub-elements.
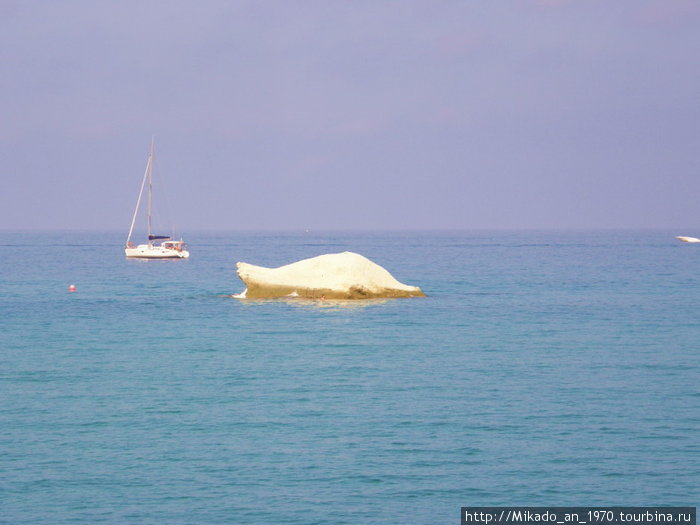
<box><xmin>1</xmin><ymin>231</ymin><xmax>698</xmax><ymax>523</ymax></box>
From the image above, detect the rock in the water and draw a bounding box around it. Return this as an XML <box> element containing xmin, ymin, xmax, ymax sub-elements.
<box><xmin>234</xmin><ymin>251</ymin><xmax>425</xmax><ymax>299</ymax></box>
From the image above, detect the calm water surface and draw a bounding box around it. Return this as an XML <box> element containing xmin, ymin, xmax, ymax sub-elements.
<box><xmin>1</xmin><ymin>231</ymin><xmax>698</xmax><ymax>523</ymax></box>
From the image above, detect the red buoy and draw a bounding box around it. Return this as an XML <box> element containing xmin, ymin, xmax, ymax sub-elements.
<box><xmin>69</xmin><ymin>284</ymin><xmax>76</xmax><ymax>292</ymax></box>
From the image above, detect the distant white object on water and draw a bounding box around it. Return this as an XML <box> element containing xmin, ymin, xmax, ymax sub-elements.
<box><xmin>234</xmin><ymin>251</ymin><xmax>425</xmax><ymax>300</ymax></box>
<box><xmin>676</xmin><ymin>236</ymin><xmax>700</xmax><ymax>243</ymax></box>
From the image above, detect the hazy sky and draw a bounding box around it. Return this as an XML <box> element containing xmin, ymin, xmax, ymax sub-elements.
<box><xmin>2</xmin><ymin>0</ymin><xmax>699</xmax><ymax>231</ymax></box>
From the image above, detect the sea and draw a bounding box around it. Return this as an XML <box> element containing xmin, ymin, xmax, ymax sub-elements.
<box><xmin>1</xmin><ymin>230</ymin><xmax>698</xmax><ymax>524</ymax></box>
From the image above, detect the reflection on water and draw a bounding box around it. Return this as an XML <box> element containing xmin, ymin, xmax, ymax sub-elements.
<box><xmin>231</xmin><ymin>295</ymin><xmax>389</xmax><ymax>310</ymax></box>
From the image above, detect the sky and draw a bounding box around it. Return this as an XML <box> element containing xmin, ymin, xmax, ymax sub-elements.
<box><xmin>1</xmin><ymin>0</ymin><xmax>699</xmax><ymax>231</ymax></box>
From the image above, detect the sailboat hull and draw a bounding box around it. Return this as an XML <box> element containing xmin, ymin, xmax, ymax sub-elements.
<box><xmin>125</xmin><ymin>244</ymin><xmax>190</xmax><ymax>259</ymax></box>
<box><xmin>676</xmin><ymin>236</ymin><xmax>700</xmax><ymax>243</ymax></box>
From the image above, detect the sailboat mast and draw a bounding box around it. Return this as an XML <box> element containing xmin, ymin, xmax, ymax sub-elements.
<box><xmin>147</xmin><ymin>139</ymin><xmax>154</xmax><ymax>241</ymax></box>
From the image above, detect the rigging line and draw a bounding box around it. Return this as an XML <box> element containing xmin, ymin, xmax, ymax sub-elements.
<box><xmin>126</xmin><ymin>150</ymin><xmax>151</xmax><ymax>245</ymax></box>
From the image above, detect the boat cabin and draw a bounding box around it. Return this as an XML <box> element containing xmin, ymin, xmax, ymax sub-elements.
<box><xmin>162</xmin><ymin>240</ymin><xmax>188</xmax><ymax>252</ymax></box>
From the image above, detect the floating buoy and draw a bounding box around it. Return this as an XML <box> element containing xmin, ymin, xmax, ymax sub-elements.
<box><xmin>69</xmin><ymin>284</ymin><xmax>76</xmax><ymax>292</ymax></box>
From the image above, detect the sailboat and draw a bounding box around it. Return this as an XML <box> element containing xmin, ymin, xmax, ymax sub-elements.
<box><xmin>125</xmin><ymin>140</ymin><xmax>189</xmax><ymax>259</ymax></box>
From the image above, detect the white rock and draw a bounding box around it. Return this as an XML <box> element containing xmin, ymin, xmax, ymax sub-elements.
<box><xmin>235</xmin><ymin>251</ymin><xmax>425</xmax><ymax>299</ymax></box>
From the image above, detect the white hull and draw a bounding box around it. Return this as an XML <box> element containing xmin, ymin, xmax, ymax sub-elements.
<box><xmin>125</xmin><ymin>244</ymin><xmax>189</xmax><ymax>259</ymax></box>
<box><xmin>676</xmin><ymin>236</ymin><xmax>700</xmax><ymax>243</ymax></box>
